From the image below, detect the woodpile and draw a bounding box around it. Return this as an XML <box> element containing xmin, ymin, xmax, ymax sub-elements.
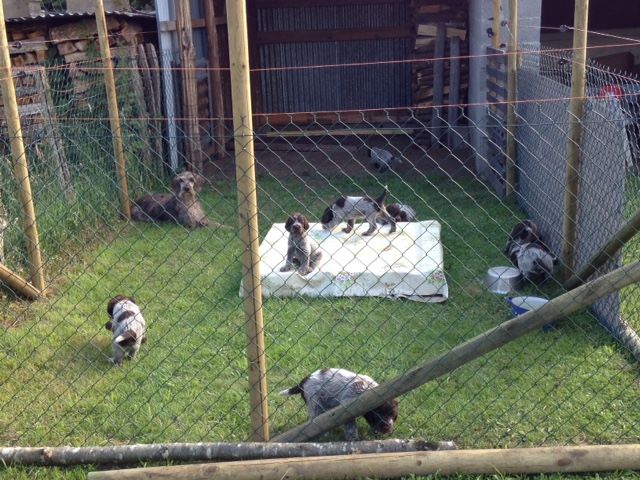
<box><xmin>411</xmin><ymin>0</ymin><xmax>469</xmax><ymax>108</ymax></box>
<box><xmin>49</xmin><ymin>17</ymin><xmax>142</xmax><ymax>99</ymax></box>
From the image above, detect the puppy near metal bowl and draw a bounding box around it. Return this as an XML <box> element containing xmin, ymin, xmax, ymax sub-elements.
<box><xmin>484</xmin><ymin>266</ymin><xmax>522</xmax><ymax>294</ymax></box>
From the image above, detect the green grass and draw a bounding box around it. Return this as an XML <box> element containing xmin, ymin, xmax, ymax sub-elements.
<box><xmin>1</xmin><ymin>172</ymin><xmax>638</xmax><ymax>479</ymax></box>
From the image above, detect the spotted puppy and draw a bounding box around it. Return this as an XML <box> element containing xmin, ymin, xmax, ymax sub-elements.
<box><xmin>105</xmin><ymin>295</ymin><xmax>147</xmax><ymax>366</ymax></box>
<box><xmin>280</xmin><ymin>213</ymin><xmax>322</xmax><ymax>276</ymax></box>
<box><xmin>504</xmin><ymin>220</ymin><xmax>557</xmax><ymax>284</ymax></box>
<box><xmin>379</xmin><ymin>203</ymin><xmax>416</xmax><ymax>224</ymax></box>
<box><xmin>131</xmin><ymin>170</ymin><xmax>209</xmax><ymax>228</ymax></box>
<box><xmin>280</xmin><ymin>368</ymin><xmax>399</xmax><ymax>441</ymax></box>
<box><xmin>321</xmin><ymin>188</ymin><xmax>396</xmax><ymax>236</ymax></box>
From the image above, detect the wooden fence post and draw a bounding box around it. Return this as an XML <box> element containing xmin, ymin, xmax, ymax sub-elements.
<box><xmin>492</xmin><ymin>0</ymin><xmax>502</xmax><ymax>48</ymax></box>
<box><xmin>0</xmin><ymin>1</ymin><xmax>45</xmax><ymax>291</ymax></box>
<box><xmin>204</xmin><ymin>0</ymin><xmax>227</xmax><ymax>161</ymax></box>
<box><xmin>562</xmin><ymin>0</ymin><xmax>590</xmax><ymax>280</ymax></box>
<box><xmin>175</xmin><ymin>0</ymin><xmax>203</xmax><ymax>173</ymax></box>
<box><xmin>94</xmin><ymin>0</ymin><xmax>131</xmax><ymax>219</ymax></box>
<box><xmin>505</xmin><ymin>0</ymin><xmax>518</xmax><ymax>197</ymax></box>
<box><xmin>227</xmin><ymin>0</ymin><xmax>270</xmax><ymax>442</ymax></box>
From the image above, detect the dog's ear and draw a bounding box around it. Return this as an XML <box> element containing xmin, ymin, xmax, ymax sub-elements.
<box><xmin>284</xmin><ymin>216</ymin><xmax>294</xmax><ymax>232</ymax></box>
<box><xmin>170</xmin><ymin>175</ymin><xmax>181</xmax><ymax>193</ymax></box>
<box><xmin>107</xmin><ymin>295</ymin><xmax>131</xmax><ymax>316</ymax></box>
<box><xmin>195</xmin><ymin>175</ymin><xmax>206</xmax><ymax>192</ymax></box>
<box><xmin>320</xmin><ymin>206</ymin><xmax>334</xmax><ymax>224</ymax></box>
<box><xmin>301</xmin><ymin>214</ymin><xmax>309</xmax><ymax>231</ymax></box>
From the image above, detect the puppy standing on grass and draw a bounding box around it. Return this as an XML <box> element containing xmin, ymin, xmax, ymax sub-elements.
<box><xmin>131</xmin><ymin>171</ymin><xmax>210</xmax><ymax>228</ymax></box>
<box><xmin>280</xmin><ymin>213</ymin><xmax>323</xmax><ymax>276</ymax></box>
<box><xmin>321</xmin><ymin>187</ymin><xmax>396</xmax><ymax>236</ymax></box>
<box><xmin>105</xmin><ymin>295</ymin><xmax>147</xmax><ymax>366</ymax></box>
<box><xmin>280</xmin><ymin>368</ymin><xmax>399</xmax><ymax>441</ymax></box>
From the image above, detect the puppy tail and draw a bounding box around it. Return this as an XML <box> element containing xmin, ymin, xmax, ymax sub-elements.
<box><xmin>279</xmin><ymin>385</ymin><xmax>303</xmax><ymax>397</ymax></box>
<box><xmin>374</xmin><ymin>185</ymin><xmax>389</xmax><ymax>207</ymax></box>
<box><xmin>115</xmin><ymin>330</ymin><xmax>138</xmax><ymax>348</ymax></box>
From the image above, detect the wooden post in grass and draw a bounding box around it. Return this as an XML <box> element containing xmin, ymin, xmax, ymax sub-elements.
<box><xmin>504</xmin><ymin>0</ymin><xmax>518</xmax><ymax>198</ymax></box>
<box><xmin>88</xmin><ymin>444</ymin><xmax>640</xmax><ymax>480</ymax></box>
<box><xmin>273</xmin><ymin>261</ymin><xmax>640</xmax><ymax>443</ymax></box>
<box><xmin>562</xmin><ymin>0</ymin><xmax>589</xmax><ymax>280</ymax></box>
<box><xmin>492</xmin><ymin>0</ymin><xmax>502</xmax><ymax>48</ymax></box>
<box><xmin>94</xmin><ymin>0</ymin><xmax>131</xmax><ymax>220</ymax></box>
<box><xmin>0</xmin><ymin>1</ymin><xmax>45</xmax><ymax>292</ymax></box>
<box><xmin>227</xmin><ymin>0</ymin><xmax>270</xmax><ymax>442</ymax></box>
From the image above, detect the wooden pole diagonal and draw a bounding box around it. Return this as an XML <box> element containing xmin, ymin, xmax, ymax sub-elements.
<box><xmin>273</xmin><ymin>261</ymin><xmax>640</xmax><ymax>443</ymax></box>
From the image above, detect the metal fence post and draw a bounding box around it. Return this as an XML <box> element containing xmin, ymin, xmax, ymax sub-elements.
<box><xmin>562</xmin><ymin>0</ymin><xmax>589</xmax><ymax>280</ymax></box>
<box><xmin>0</xmin><ymin>0</ymin><xmax>45</xmax><ymax>292</ymax></box>
<box><xmin>94</xmin><ymin>0</ymin><xmax>131</xmax><ymax>220</ymax></box>
<box><xmin>226</xmin><ymin>0</ymin><xmax>270</xmax><ymax>442</ymax></box>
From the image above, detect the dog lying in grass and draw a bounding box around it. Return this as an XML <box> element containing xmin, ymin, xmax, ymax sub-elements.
<box><xmin>280</xmin><ymin>368</ymin><xmax>398</xmax><ymax>441</ymax></box>
<box><xmin>321</xmin><ymin>188</ymin><xmax>397</xmax><ymax>236</ymax></box>
<box><xmin>280</xmin><ymin>213</ymin><xmax>322</xmax><ymax>276</ymax></box>
<box><xmin>131</xmin><ymin>171</ymin><xmax>210</xmax><ymax>228</ymax></box>
<box><xmin>105</xmin><ymin>295</ymin><xmax>147</xmax><ymax>366</ymax></box>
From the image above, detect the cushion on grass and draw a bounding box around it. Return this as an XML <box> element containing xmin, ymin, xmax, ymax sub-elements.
<box><xmin>244</xmin><ymin>220</ymin><xmax>448</xmax><ymax>303</ymax></box>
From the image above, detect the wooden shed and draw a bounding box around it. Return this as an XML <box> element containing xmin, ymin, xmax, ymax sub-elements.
<box><xmin>155</xmin><ymin>0</ymin><xmax>470</xmax><ymax>162</ymax></box>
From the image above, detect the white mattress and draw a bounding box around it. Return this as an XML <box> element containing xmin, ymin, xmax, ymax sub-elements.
<box><xmin>247</xmin><ymin>220</ymin><xmax>448</xmax><ymax>303</ymax></box>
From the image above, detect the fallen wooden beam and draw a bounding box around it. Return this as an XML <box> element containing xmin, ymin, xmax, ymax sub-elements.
<box><xmin>0</xmin><ymin>439</ymin><xmax>452</xmax><ymax>467</ymax></box>
<box><xmin>273</xmin><ymin>261</ymin><xmax>640</xmax><ymax>443</ymax></box>
<box><xmin>0</xmin><ymin>262</ymin><xmax>41</xmax><ymax>299</ymax></box>
<box><xmin>87</xmin><ymin>444</ymin><xmax>640</xmax><ymax>479</ymax></box>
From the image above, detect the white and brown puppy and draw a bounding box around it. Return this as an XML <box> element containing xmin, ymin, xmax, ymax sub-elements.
<box><xmin>280</xmin><ymin>213</ymin><xmax>322</xmax><ymax>276</ymax></box>
<box><xmin>504</xmin><ymin>220</ymin><xmax>557</xmax><ymax>284</ymax></box>
<box><xmin>131</xmin><ymin>171</ymin><xmax>209</xmax><ymax>228</ymax></box>
<box><xmin>105</xmin><ymin>295</ymin><xmax>147</xmax><ymax>366</ymax></box>
<box><xmin>280</xmin><ymin>368</ymin><xmax>399</xmax><ymax>441</ymax></box>
<box><xmin>321</xmin><ymin>188</ymin><xmax>396</xmax><ymax>236</ymax></box>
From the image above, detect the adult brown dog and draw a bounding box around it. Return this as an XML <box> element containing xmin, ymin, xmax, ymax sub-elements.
<box><xmin>131</xmin><ymin>171</ymin><xmax>210</xmax><ymax>228</ymax></box>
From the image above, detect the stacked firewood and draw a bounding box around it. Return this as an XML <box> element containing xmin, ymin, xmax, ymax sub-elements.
<box><xmin>411</xmin><ymin>0</ymin><xmax>470</xmax><ymax>107</ymax></box>
<box><xmin>49</xmin><ymin>17</ymin><xmax>143</xmax><ymax>97</ymax></box>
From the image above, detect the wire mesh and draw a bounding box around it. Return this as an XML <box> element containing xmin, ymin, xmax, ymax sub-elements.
<box><xmin>0</xmin><ymin>17</ymin><xmax>639</xmax><ymax>473</ymax></box>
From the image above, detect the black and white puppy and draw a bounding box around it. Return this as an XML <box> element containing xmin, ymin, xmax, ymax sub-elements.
<box><xmin>131</xmin><ymin>171</ymin><xmax>209</xmax><ymax>228</ymax></box>
<box><xmin>379</xmin><ymin>203</ymin><xmax>416</xmax><ymax>225</ymax></box>
<box><xmin>280</xmin><ymin>368</ymin><xmax>399</xmax><ymax>441</ymax></box>
<box><xmin>105</xmin><ymin>295</ymin><xmax>147</xmax><ymax>366</ymax></box>
<box><xmin>280</xmin><ymin>213</ymin><xmax>322</xmax><ymax>276</ymax></box>
<box><xmin>369</xmin><ymin>147</ymin><xmax>402</xmax><ymax>173</ymax></box>
<box><xmin>321</xmin><ymin>188</ymin><xmax>396</xmax><ymax>236</ymax></box>
<box><xmin>504</xmin><ymin>220</ymin><xmax>557</xmax><ymax>284</ymax></box>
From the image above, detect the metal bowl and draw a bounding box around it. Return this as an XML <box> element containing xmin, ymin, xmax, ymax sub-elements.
<box><xmin>484</xmin><ymin>266</ymin><xmax>522</xmax><ymax>294</ymax></box>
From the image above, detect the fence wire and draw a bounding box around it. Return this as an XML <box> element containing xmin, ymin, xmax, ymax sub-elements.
<box><xmin>0</xmin><ymin>31</ymin><xmax>639</xmax><ymax>470</ymax></box>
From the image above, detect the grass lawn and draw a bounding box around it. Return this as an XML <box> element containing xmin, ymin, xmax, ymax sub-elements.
<box><xmin>0</xmin><ymin>171</ymin><xmax>638</xmax><ymax>479</ymax></box>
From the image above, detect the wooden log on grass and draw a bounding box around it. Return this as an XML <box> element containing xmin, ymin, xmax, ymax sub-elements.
<box><xmin>88</xmin><ymin>444</ymin><xmax>640</xmax><ymax>480</ymax></box>
<box><xmin>0</xmin><ymin>262</ymin><xmax>42</xmax><ymax>299</ymax></box>
<box><xmin>273</xmin><ymin>261</ymin><xmax>640</xmax><ymax>443</ymax></box>
<box><xmin>0</xmin><ymin>439</ymin><xmax>452</xmax><ymax>467</ymax></box>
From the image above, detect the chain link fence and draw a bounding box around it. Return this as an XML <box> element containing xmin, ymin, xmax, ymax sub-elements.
<box><xmin>0</xmin><ymin>23</ymin><xmax>639</xmax><ymax>475</ymax></box>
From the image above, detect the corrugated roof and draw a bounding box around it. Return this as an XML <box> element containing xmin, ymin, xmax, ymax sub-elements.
<box><xmin>5</xmin><ymin>10</ymin><xmax>155</xmax><ymax>24</ymax></box>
